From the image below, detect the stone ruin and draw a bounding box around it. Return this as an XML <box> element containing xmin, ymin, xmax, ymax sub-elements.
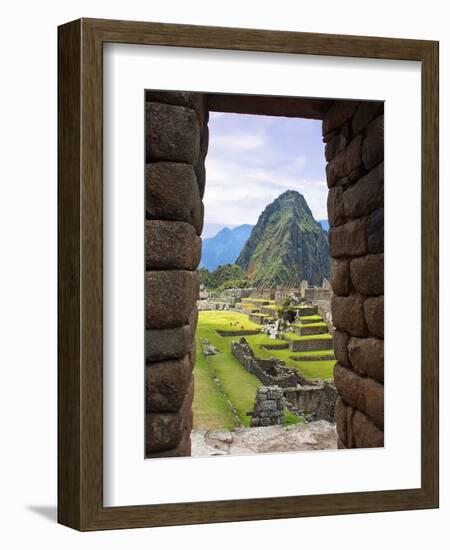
<box><xmin>232</xmin><ymin>338</ymin><xmax>337</xmax><ymax>423</ymax></box>
<box><xmin>251</xmin><ymin>386</ymin><xmax>284</xmax><ymax>427</ymax></box>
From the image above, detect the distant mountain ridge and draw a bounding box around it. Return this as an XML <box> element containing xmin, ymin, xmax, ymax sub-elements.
<box><xmin>200</xmin><ymin>224</ymin><xmax>254</xmax><ymax>271</ymax></box>
<box><xmin>236</xmin><ymin>190</ymin><xmax>330</xmax><ymax>287</ymax></box>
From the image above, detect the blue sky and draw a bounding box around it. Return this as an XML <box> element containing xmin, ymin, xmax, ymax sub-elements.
<box><xmin>203</xmin><ymin>112</ymin><xmax>327</xmax><ymax>238</ymax></box>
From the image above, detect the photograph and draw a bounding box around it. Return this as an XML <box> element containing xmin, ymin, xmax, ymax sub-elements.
<box><xmin>144</xmin><ymin>91</ymin><xmax>385</xmax><ymax>458</ymax></box>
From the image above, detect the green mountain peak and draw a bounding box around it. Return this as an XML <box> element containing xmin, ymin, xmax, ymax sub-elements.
<box><xmin>236</xmin><ymin>190</ymin><xmax>330</xmax><ymax>287</ymax></box>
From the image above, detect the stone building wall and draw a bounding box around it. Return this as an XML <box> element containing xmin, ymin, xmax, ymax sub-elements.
<box><xmin>145</xmin><ymin>91</ymin><xmax>208</xmax><ymax>458</ymax></box>
<box><xmin>251</xmin><ymin>386</ymin><xmax>285</xmax><ymax>427</ymax></box>
<box><xmin>324</xmin><ymin>99</ymin><xmax>384</xmax><ymax>448</ymax></box>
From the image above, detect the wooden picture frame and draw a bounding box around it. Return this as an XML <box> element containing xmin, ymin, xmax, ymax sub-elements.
<box><xmin>58</xmin><ymin>18</ymin><xmax>439</xmax><ymax>531</ymax></box>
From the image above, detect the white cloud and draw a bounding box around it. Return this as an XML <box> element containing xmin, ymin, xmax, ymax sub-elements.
<box><xmin>203</xmin><ymin>114</ymin><xmax>328</xmax><ymax>232</ymax></box>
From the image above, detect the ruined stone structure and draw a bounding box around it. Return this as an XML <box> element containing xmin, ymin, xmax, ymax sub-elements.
<box><xmin>231</xmin><ymin>338</ymin><xmax>309</xmax><ymax>388</ymax></box>
<box><xmin>232</xmin><ymin>338</ymin><xmax>337</xmax><ymax>422</ymax></box>
<box><xmin>251</xmin><ymin>386</ymin><xmax>284</xmax><ymax>427</ymax></box>
<box><xmin>145</xmin><ymin>91</ymin><xmax>383</xmax><ymax>455</ymax></box>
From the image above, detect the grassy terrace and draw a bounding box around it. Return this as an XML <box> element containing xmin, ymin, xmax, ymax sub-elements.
<box><xmin>193</xmin><ymin>310</ymin><xmax>262</xmax><ymax>430</ymax></box>
<box><xmin>299</xmin><ymin>314</ymin><xmax>323</xmax><ymax>322</ymax></box>
<box><xmin>193</xmin><ymin>310</ymin><xmax>302</xmax><ymax>430</ymax></box>
<box><xmin>293</xmin><ymin>321</ymin><xmax>328</xmax><ymax>328</ymax></box>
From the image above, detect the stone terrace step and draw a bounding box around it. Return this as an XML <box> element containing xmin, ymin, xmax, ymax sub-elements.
<box><xmin>248</xmin><ymin>313</ymin><xmax>272</xmax><ymax>325</ymax></box>
<box><xmin>294</xmin><ymin>305</ymin><xmax>318</xmax><ymax>316</ymax></box>
<box><xmin>298</xmin><ymin>315</ymin><xmax>323</xmax><ymax>325</ymax></box>
<box><xmin>260</xmin><ymin>342</ymin><xmax>289</xmax><ymax>350</ymax></box>
<box><xmin>288</xmin><ymin>337</ymin><xmax>334</xmax><ymax>352</ymax></box>
<box><xmin>294</xmin><ymin>323</ymin><xmax>329</xmax><ymax>336</ymax></box>
<box><xmin>289</xmin><ymin>353</ymin><xmax>335</xmax><ymax>362</ymax></box>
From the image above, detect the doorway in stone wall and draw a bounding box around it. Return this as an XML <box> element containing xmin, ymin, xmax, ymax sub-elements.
<box><xmin>145</xmin><ymin>92</ymin><xmax>384</xmax><ymax>459</ymax></box>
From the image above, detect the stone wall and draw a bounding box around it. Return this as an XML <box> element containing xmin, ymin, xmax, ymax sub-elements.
<box><xmin>231</xmin><ymin>338</ymin><xmax>308</xmax><ymax>388</ymax></box>
<box><xmin>283</xmin><ymin>381</ymin><xmax>337</xmax><ymax>422</ymax></box>
<box><xmin>251</xmin><ymin>386</ymin><xmax>284</xmax><ymax>427</ymax></box>
<box><xmin>145</xmin><ymin>91</ymin><xmax>208</xmax><ymax>458</ymax></box>
<box><xmin>324</xmin><ymin>99</ymin><xmax>384</xmax><ymax>448</ymax></box>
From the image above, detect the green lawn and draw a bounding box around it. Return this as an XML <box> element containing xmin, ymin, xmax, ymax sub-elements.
<box><xmin>193</xmin><ymin>310</ymin><xmax>303</xmax><ymax>429</ymax></box>
<box><xmin>193</xmin><ymin>310</ymin><xmax>262</xmax><ymax>428</ymax></box>
<box><xmin>192</xmin><ymin>345</ymin><xmax>238</xmax><ymax>430</ymax></box>
<box><xmin>245</xmin><ymin>332</ymin><xmax>336</xmax><ymax>380</ymax></box>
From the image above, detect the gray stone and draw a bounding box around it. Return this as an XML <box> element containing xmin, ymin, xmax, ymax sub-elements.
<box><xmin>145</xmin><ymin>220</ymin><xmax>201</xmax><ymax>270</ymax></box>
<box><xmin>145</xmin><ymin>162</ymin><xmax>203</xmax><ymax>235</ymax></box>
<box><xmin>146</xmin><ymin>355</ymin><xmax>194</xmax><ymax>412</ymax></box>
<box><xmin>364</xmin><ymin>296</ymin><xmax>384</xmax><ymax>338</ymax></box>
<box><xmin>333</xmin><ymin>330</ymin><xmax>350</xmax><ymax>366</ymax></box>
<box><xmin>145</xmin><ymin>270</ymin><xmax>199</xmax><ymax>329</ymax></box>
<box><xmin>350</xmin><ymin>254</ymin><xmax>384</xmax><ymax>296</ymax></box>
<box><xmin>352</xmin><ymin>101</ymin><xmax>384</xmax><ymax>135</ymax></box>
<box><xmin>343</xmin><ymin>162</ymin><xmax>384</xmax><ymax>218</ymax></box>
<box><xmin>330</xmin><ymin>258</ymin><xmax>350</xmax><ymax>296</ymax></box>
<box><xmin>146</xmin><ymin>101</ymin><xmax>200</xmax><ymax>163</ymax></box>
<box><xmin>332</xmin><ymin>295</ymin><xmax>367</xmax><ymax>337</ymax></box>
<box><xmin>352</xmin><ymin>410</ymin><xmax>384</xmax><ymax>448</ymax></box>
<box><xmin>326</xmin><ymin>135</ymin><xmax>363</xmax><ymax>188</ymax></box>
<box><xmin>329</xmin><ymin>218</ymin><xmax>368</xmax><ymax>258</ymax></box>
<box><xmin>325</xmin><ymin>133</ymin><xmax>347</xmax><ymax>162</ymax></box>
<box><xmin>145</xmin><ymin>380</ymin><xmax>194</xmax><ymax>453</ymax></box>
<box><xmin>348</xmin><ymin>337</ymin><xmax>384</xmax><ymax>383</ymax></box>
<box><xmin>323</xmin><ymin>100</ymin><xmax>359</xmax><ymax>135</ymax></box>
<box><xmin>327</xmin><ymin>186</ymin><xmax>345</xmax><ymax>227</ymax></box>
<box><xmin>362</xmin><ymin>115</ymin><xmax>384</xmax><ymax>170</ymax></box>
<box><xmin>145</xmin><ymin>322</ymin><xmax>194</xmax><ymax>362</ymax></box>
<box><xmin>367</xmin><ymin>207</ymin><xmax>384</xmax><ymax>253</ymax></box>
<box><xmin>334</xmin><ymin>363</ymin><xmax>384</xmax><ymax>430</ymax></box>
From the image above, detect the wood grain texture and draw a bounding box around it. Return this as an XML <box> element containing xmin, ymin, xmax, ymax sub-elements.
<box><xmin>57</xmin><ymin>19</ymin><xmax>82</xmax><ymax>530</ymax></box>
<box><xmin>58</xmin><ymin>18</ymin><xmax>439</xmax><ymax>531</ymax></box>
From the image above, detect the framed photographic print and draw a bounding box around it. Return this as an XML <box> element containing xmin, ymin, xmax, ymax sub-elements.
<box><xmin>58</xmin><ymin>18</ymin><xmax>439</xmax><ymax>530</ymax></box>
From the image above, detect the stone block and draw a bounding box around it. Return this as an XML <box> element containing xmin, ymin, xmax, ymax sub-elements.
<box><xmin>145</xmin><ymin>270</ymin><xmax>199</xmax><ymax>329</ymax></box>
<box><xmin>145</xmin><ymin>377</ymin><xmax>194</xmax><ymax>453</ymax></box>
<box><xmin>337</xmin><ymin>438</ymin><xmax>348</xmax><ymax>449</ymax></box>
<box><xmin>327</xmin><ymin>186</ymin><xmax>345</xmax><ymax>227</ymax></box>
<box><xmin>332</xmin><ymin>295</ymin><xmax>367</xmax><ymax>337</ymax></box>
<box><xmin>146</xmin><ymin>354</ymin><xmax>194</xmax><ymax>412</ymax></box>
<box><xmin>325</xmin><ymin>133</ymin><xmax>347</xmax><ymax>162</ymax></box>
<box><xmin>364</xmin><ymin>296</ymin><xmax>384</xmax><ymax>338</ymax></box>
<box><xmin>362</xmin><ymin>115</ymin><xmax>384</xmax><ymax>170</ymax></box>
<box><xmin>146</xmin><ymin>422</ymin><xmax>192</xmax><ymax>458</ymax></box>
<box><xmin>145</xmin><ymin>322</ymin><xmax>194</xmax><ymax>362</ymax></box>
<box><xmin>352</xmin><ymin>410</ymin><xmax>384</xmax><ymax>448</ymax></box>
<box><xmin>343</xmin><ymin>162</ymin><xmax>384</xmax><ymax>218</ymax></box>
<box><xmin>330</xmin><ymin>259</ymin><xmax>350</xmax><ymax>296</ymax></box>
<box><xmin>352</xmin><ymin>101</ymin><xmax>384</xmax><ymax>135</ymax></box>
<box><xmin>145</xmin><ymin>91</ymin><xmax>207</xmax><ymax>126</ymax></box>
<box><xmin>326</xmin><ymin>135</ymin><xmax>363</xmax><ymax>188</ymax></box>
<box><xmin>323</xmin><ymin>100</ymin><xmax>359</xmax><ymax>135</ymax></box>
<box><xmin>146</xmin><ymin>101</ymin><xmax>200</xmax><ymax>163</ymax></box>
<box><xmin>333</xmin><ymin>330</ymin><xmax>350</xmax><ymax>366</ymax></box>
<box><xmin>350</xmin><ymin>254</ymin><xmax>384</xmax><ymax>296</ymax></box>
<box><xmin>335</xmin><ymin>396</ymin><xmax>348</xmax><ymax>444</ymax></box>
<box><xmin>145</xmin><ymin>162</ymin><xmax>203</xmax><ymax>235</ymax></box>
<box><xmin>367</xmin><ymin>207</ymin><xmax>384</xmax><ymax>253</ymax></box>
<box><xmin>148</xmin><ymin>327</ymin><xmax>188</xmax><ymax>362</ymax></box>
<box><xmin>334</xmin><ymin>363</ymin><xmax>384</xmax><ymax>429</ymax></box>
<box><xmin>195</xmin><ymin>157</ymin><xmax>206</xmax><ymax>198</ymax></box>
<box><xmin>348</xmin><ymin>337</ymin><xmax>384</xmax><ymax>383</ymax></box>
<box><xmin>145</xmin><ymin>220</ymin><xmax>201</xmax><ymax>270</ymax></box>
<box><xmin>329</xmin><ymin>218</ymin><xmax>367</xmax><ymax>258</ymax></box>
